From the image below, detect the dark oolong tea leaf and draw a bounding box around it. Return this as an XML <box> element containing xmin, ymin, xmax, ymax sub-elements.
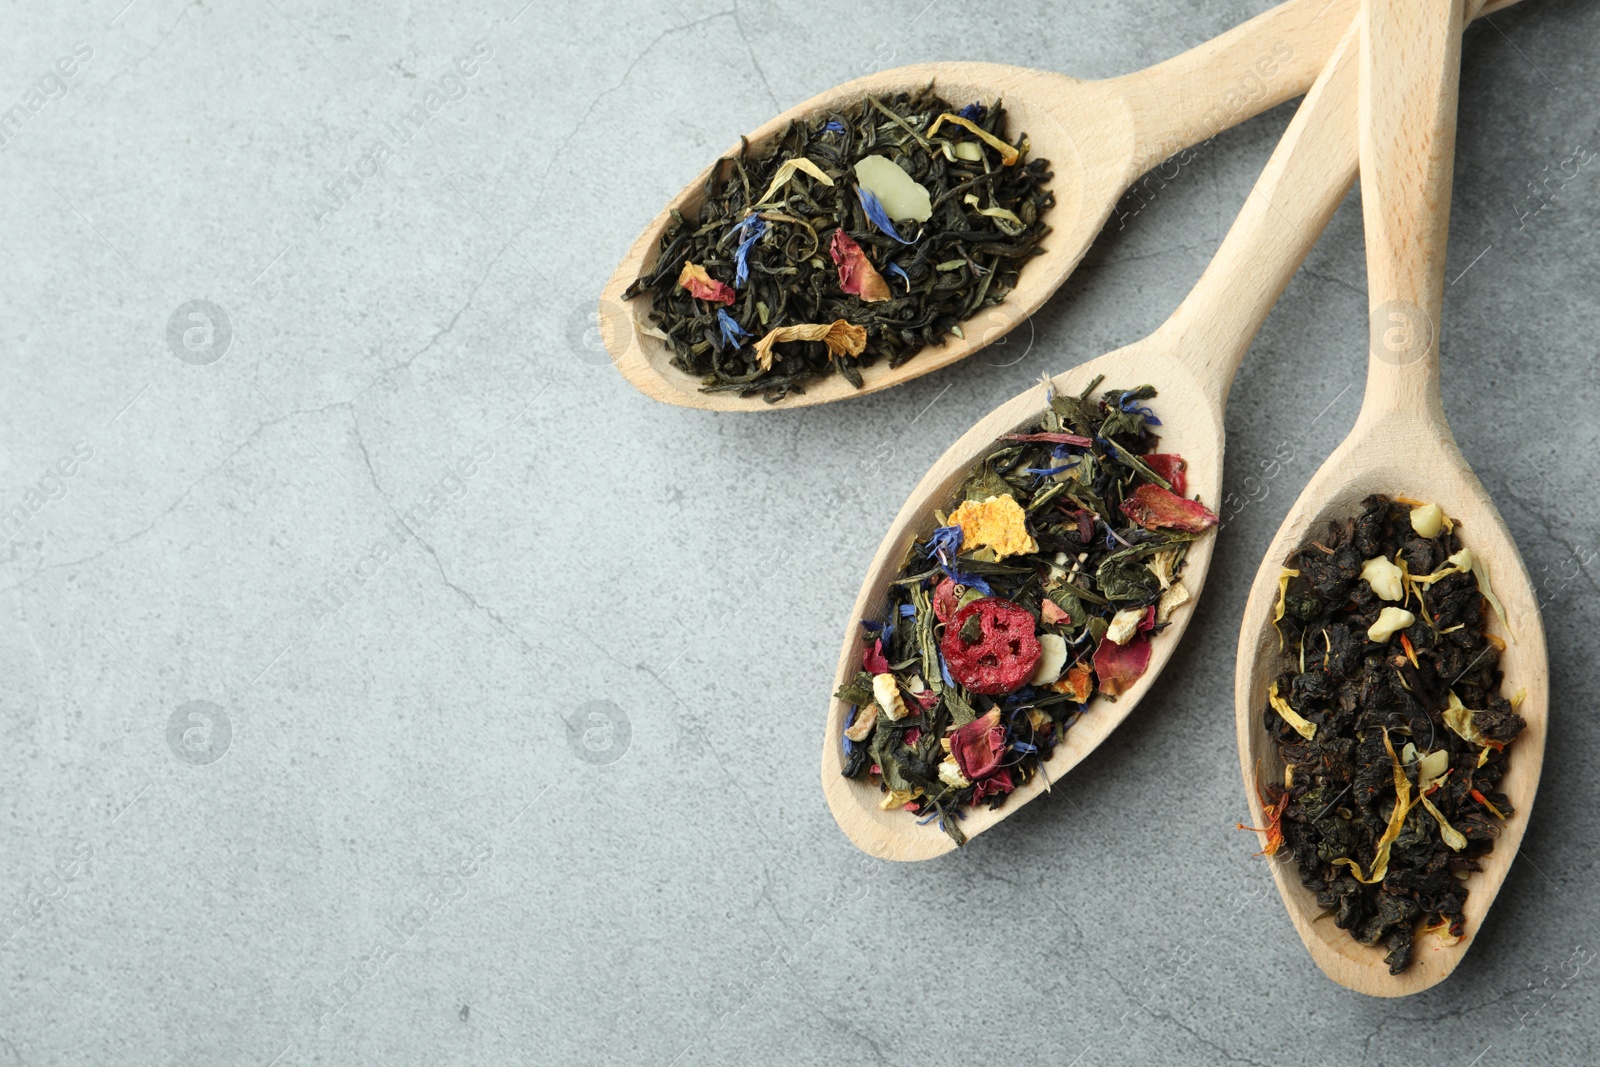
<box><xmin>623</xmin><ymin>89</ymin><xmax>1053</xmax><ymax>403</ymax></box>
<box><xmin>837</xmin><ymin>377</ymin><xmax>1216</xmax><ymax>844</ymax></box>
<box><xmin>1245</xmin><ymin>495</ymin><xmax>1524</xmax><ymax>975</ymax></box>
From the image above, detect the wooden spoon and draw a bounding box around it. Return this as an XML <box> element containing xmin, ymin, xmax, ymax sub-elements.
<box><xmin>599</xmin><ymin>0</ymin><xmax>1363</xmax><ymax>410</ymax></box>
<box><xmin>819</xmin><ymin>15</ymin><xmax>1378</xmax><ymax>860</ymax></box>
<box><xmin>599</xmin><ymin>0</ymin><xmax>1520</xmax><ymax>411</ymax></box>
<box><xmin>1232</xmin><ymin>0</ymin><xmax>1548</xmax><ymax>996</ymax></box>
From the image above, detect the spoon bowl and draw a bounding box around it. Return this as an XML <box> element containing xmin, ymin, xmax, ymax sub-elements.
<box><xmin>599</xmin><ymin>0</ymin><xmax>1365</xmax><ymax>410</ymax></box>
<box><xmin>823</xmin><ymin>342</ymin><xmax>1223</xmax><ymax>860</ymax></box>
<box><xmin>1234</xmin><ymin>424</ymin><xmax>1549</xmax><ymax>993</ymax></box>
<box><xmin>1233</xmin><ymin>0</ymin><xmax>1548</xmax><ymax>995</ymax></box>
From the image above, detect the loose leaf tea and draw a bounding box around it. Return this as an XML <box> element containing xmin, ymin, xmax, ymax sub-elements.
<box><xmin>623</xmin><ymin>90</ymin><xmax>1053</xmax><ymax>403</ymax></box>
<box><xmin>1246</xmin><ymin>495</ymin><xmax>1524</xmax><ymax>974</ymax></box>
<box><xmin>836</xmin><ymin>378</ymin><xmax>1215</xmax><ymax>843</ymax></box>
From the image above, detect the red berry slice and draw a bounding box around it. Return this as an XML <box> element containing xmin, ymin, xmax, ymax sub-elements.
<box><xmin>939</xmin><ymin>597</ymin><xmax>1041</xmax><ymax>695</ymax></box>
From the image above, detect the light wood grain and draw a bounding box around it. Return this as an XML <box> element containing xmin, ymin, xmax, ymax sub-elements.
<box><xmin>820</xmin><ymin>19</ymin><xmax>1377</xmax><ymax>861</ymax></box>
<box><xmin>1232</xmin><ymin>0</ymin><xmax>1549</xmax><ymax>997</ymax></box>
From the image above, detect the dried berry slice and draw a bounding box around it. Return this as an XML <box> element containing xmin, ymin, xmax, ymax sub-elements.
<box><xmin>933</xmin><ymin>577</ymin><xmax>962</xmax><ymax>622</ymax></box>
<box><xmin>939</xmin><ymin>597</ymin><xmax>1041</xmax><ymax>694</ymax></box>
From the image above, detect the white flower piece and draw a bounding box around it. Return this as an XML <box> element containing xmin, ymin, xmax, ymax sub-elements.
<box><xmin>1410</xmin><ymin>502</ymin><xmax>1444</xmax><ymax>538</ymax></box>
<box><xmin>1105</xmin><ymin>607</ymin><xmax>1145</xmax><ymax>646</ymax></box>
<box><xmin>938</xmin><ymin>758</ymin><xmax>971</xmax><ymax>789</ymax></box>
<box><xmin>873</xmin><ymin>672</ymin><xmax>908</xmax><ymax>721</ymax></box>
<box><xmin>1361</xmin><ymin>555</ymin><xmax>1405</xmax><ymax>601</ymax></box>
<box><xmin>1029</xmin><ymin>633</ymin><xmax>1068</xmax><ymax>686</ymax></box>
<box><xmin>1367</xmin><ymin>606</ymin><xmax>1416</xmax><ymax>643</ymax></box>
<box><xmin>1156</xmin><ymin>581</ymin><xmax>1190</xmax><ymax>624</ymax></box>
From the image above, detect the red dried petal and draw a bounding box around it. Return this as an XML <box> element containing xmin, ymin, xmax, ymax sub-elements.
<box><xmin>939</xmin><ymin>597</ymin><xmax>1041</xmax><ymax>695</ymax></box>
<box><xmin>829</xmin><ymin>231</ymin><xmax>891</xmax><ymax>303</ymax></box>
<box><xmin>950</xmin><ymin>709</ymin><xmax>1005</xmax><ymax>781</ymax></box>
<box><xmin>677</xmin><ymin>261</ymin><xmax>735</xmax><ymax>306</ymax></box>
<box><xmin>1119</xmin><ymin>483</ymin><xmax>1218</xmax><ymax>533</ymax></box>
<box><xmin>863</xmin><ymin>637</ymin><xmax>889</xmax><ymax>675</ymax></box>
<box><xmin>1040</xmin><ymin>598</ymin><xmax>1070</xmax><ymax>625</ymax></box>
<box><xmin>1142</xmin><ymin>453</ymin><xmax>1187</xmax><ymax>496</ymax></box>
<box><xmin>970</xmin><ymin>767</ymin><xmax>1015</xmax><ymax>803</ymax></box>
<box><xmin>1092</xmin><ymin>633</ymin><xmax>1151</xmax><ymax>697</ymax></box>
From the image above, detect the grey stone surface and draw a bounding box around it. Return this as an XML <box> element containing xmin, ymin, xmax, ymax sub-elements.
<box><xmin>1</xmin><ymin>1</ymin><xmax>1597</xmax><ymax>1064</ymax></box>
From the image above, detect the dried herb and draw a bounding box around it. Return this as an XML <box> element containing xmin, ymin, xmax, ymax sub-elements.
<box><xmin>1248</xmin><ymin>495</ymin><xmax>1524</xmax><ymax>974</ymax></box>
<box><xmin>837</xmin><ymin>378</ymin><xmax>1215</xmax><ymax>842</ymax></box>
<box><xmin>623</xmin><ymin>90</ymin><xmax>1053</xmax><ymax>403</ymax></box>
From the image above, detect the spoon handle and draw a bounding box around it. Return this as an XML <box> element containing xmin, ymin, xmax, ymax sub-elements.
<box><xmin>1150</xmin><ymin>17</ymin><xmax>1364</xmax><ymax>410</ymax></box>
<box><xmin>1107</xmin><ymin>0</ymin><xmax>1357</xmax><ymax>172</ymax></box>
<box><xmin>1356</xmin><ymin>0</ymin><xmax>1465</xmax><ymax>428</ymax></box>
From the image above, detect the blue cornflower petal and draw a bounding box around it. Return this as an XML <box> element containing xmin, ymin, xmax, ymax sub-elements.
<box><xmin>823</xmin><ymin>120</ymin><xmax>845</xmax><ymax>133</ymax></box>
<box><xmin>731</xmin><ymin>214</ymin><xmax>767</xmax><ymax>286</ymax></box>
<box><xmin>842</xmin><ymin>708</ymin><xmax>858</xmax><ymax>753</ymax></box>
<box><xmin>1117</xmin><ymin>390</ymin><xmax>1161</xmax><ymax>424</ymax></box>
<box><xmin>1025</xmin><ymin>464</ymin><xmax>1077</xmax><ymax>477</ymax></box>
<box><xmin>958</xmin><ymin>102</ymin><xmax>985</xmax><ymax>121</ymax></box>
<box><xmin>715</xmin><ymin>308</ymin><xmax>749</xmax><ymax>348</ymax></box>
<box><xmin>942</xmin><ymin>567</ymin><xmax>992</xmax><ymax>596</ymax></box>
<box><xmin>855</xmin><ymin>186</ymin><xmax>914</xmax><ymax>244</ymax></box>
<box><xmin>939</xmin><ymin>656</ymin><xmax>956</xmax><ymax>690</ymax></box>
<box><xmin>924</xmin><ymin>524</ymin><xmax>964</xmax><ymax>559</ymax></box>
<box><xmin>887</xmin><ymin>262</ymin><xmax>910</xmax><ymax>287</ymax></box>
<box><xmin>898</xmin><ymin>603</ymin><xmax>917</xmax><ymax>617</ymax></box>
<box><xmin>860</xmin><ymin>620</ymin><xmax>884</xmax><ymax>632</ymax></box>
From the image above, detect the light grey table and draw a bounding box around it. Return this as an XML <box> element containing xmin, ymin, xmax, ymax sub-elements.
<box><xmin>2</xmin><ymin>1</ymin><xmax>1596</xmax><ymax>1064</ymax></box>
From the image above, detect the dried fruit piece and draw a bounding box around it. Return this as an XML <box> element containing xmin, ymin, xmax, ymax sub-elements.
<box><xmin>947</xmin><ymin>494</ymin><xmax>1037</xmax><ymax>561</ymax></box>
<box><xmin>939</xmin><ymin>597</ymin><xmax>1041</xmax><ymax>695</ymax></box>
<box><xmin>1141</xmin><ymin>453</ymin><xmax>1187</xmax><ymax>495</ymax></box>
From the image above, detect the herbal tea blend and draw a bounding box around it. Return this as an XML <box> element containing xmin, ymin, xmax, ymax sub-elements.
<box><xmin>836</xmin><ymin>377</ymin><xmax>1215</xmax><ymax>844</ymax></box>
<box><xmin>1248</xmin><ymin>495</ymin><xmax>1524</xmax><ymax>974</ymax></box>
<box><xmin>623</xmin><ymin>89</ymin><xmax>1053</xmax><ymax>403</ymax></box>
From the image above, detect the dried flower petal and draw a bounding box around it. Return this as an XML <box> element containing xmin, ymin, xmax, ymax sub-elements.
<box><xmin>948</xmin><ymin>708</ymin><xmax>1005</xmax><ymax>781</ymax></box>
<box><xmin>1092</xmin><ymin>633</ymin><xmax>1151</xmax><ymax>697</ymax></box>
<box><xmin>677</xmin><ymin>261</ymin><xmax>735</xmax><ymax>306</ymax></box>
<box><xmin>752</xmin><ymin>319</ymin><xmax>866</xmax><ymax>372</ymax></box>
<box><xmin>829</xmin><ymin>230</ymin><xmax>891</xmax><ymax>303</ymax></box>
<box><xmin>1119</xmin><ymin>483</ymin><xmax>1218</xmax><ymax>532</ymax></box>
<box><xmin>926</xmin><ymin>113</ymin><xmax>1021</xmax><ymax>165</ymax></box>
<box><xmin>754</xmin><ymin>156</ymin><xmax>834</xmax><ymax>206</ymax></box>
<box><xmin>1141</xmin><ymin>453</ymin><xmax>1187</xmax><ymax>495</ymax></box>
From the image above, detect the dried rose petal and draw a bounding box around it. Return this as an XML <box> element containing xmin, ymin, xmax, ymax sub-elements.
<box><xmin>949</xmin><ymin>708</ymin><xmax>1005</xmax><ymax>781</ymax></box>
<box><xmin>829</xmin><ymin>230</ymin><xmax>891</xmax><ymax>303</ymax></box>
<box><xmin>863</xmin><ymin>637</ymin><xmax>889</xmax><ymax>675</ymax></box>
<box><xmin>970</xmin><ymin>767</ymin><xmax>1015</xmax><ymax>803</ymax></box>
<box><xmin>1040</xmin><ymin>598</ymin><xmax>1070</xmax><ymax>625</ymax></box>
<box><xmin>1093</xmin><ymin>633</ymin><xmax>1152</xmax><ymax>697</ymax></box>
<box><xmin>1119</xmin><ymin>483</ymin><xmax>1218</xmax><ymax>533</ymax></box>
<box><xmin>1142</xmin><ymin>453</ymin><xmax>1187</xmax><ymax>496</ymax></box>
<box><xmin>933</xmin><ymin>577</ymin><xmax>961</xmax><ymax>622</ymax></box>
<box><xmin>677</xmin><ymin>261</ymin><xmax>735</xmax><ymax>306</ymax></box>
